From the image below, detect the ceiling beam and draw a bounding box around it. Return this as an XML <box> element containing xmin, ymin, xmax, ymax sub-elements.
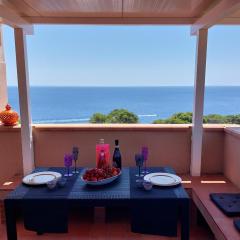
<box><xmin>191</xmin><ymin>0</ymin><xmax>240</xmax><ymax>35</ymax></box>
<box><xmin>219</xmin><ymin>17</ymin><xmax>240</xmax><ymax>24</ymax></box>
<box><xmin>25</xmin><ymin>17</ymin><xmax>196</xmax><ymax>25</ymax></box>
<box><xmin>0</xmin><ymin>0</ymin><xmax>33</xmax><ymax>35</ymax></box>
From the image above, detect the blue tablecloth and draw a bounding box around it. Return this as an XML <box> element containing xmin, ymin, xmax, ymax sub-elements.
<box><xmin>5</xmin><ymin>167</ymin><xmax>189</xmax><ymax>239</ymax></box>
<box><xmin>130</xmin><ymin>167</ymin><xmax>188</xmax><ymax>236</ymax></box>
<box><xmin>20</xmin><ymin>167</ymin><xmax>81</xmax><ymax>233</ymax></box>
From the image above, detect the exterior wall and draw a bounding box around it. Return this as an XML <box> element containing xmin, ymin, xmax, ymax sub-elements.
<box><xmin>0</xmin><ymin>127</ymin><xmax>23</xmax><ymax>184</ymax></box>
<box><xmin>33</xmin><ymin>124</ymin><xmax>192</xmax><ymax>174</ymax></box>
<box><xmin>201</xmin><ymin>126</ymin><xmax>224</xmax><ymax>174</ymax></box>
<box><xmin>0</xmin><ymin>124</ymin><xmax>227</xmax><ymax>184</ymax></box>
<box><xmin>224</xmin><ymin>128</ymin><xmax>240</xmax><ymax>188</ymax></box>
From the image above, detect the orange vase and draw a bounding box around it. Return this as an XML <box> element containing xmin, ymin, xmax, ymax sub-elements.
<box><xmin>0</xmin><ymin>104</ymin><xmax>19</xmax><ymax>126</ymax></box>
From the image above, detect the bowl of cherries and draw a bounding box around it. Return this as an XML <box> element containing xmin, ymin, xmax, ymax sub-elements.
<box><xmin>81</xmin><ymin>167</ymin><xmax>121</xmax><ymax>186</ymax></box>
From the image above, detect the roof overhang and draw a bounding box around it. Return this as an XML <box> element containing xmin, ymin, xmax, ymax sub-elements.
<box><xmin>0</xmin><ymin>0</ymin><xmax>33</xmax><ymax>35</ymax></box>
<box><xmin>0</xmin><ymin>0</ymin><xmax>240</xmax><ymax>35</ymax></box>
<box><xmin>191</xmin><ymin>0</ymin><xmax>240</xmax><ymax>35</ymax></box>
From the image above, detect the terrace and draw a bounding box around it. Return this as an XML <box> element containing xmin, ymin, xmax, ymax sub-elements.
<box><xmin>0</xmin><ymin>1</ymin><xmax>240</xmax><ymax>240</ymax></box>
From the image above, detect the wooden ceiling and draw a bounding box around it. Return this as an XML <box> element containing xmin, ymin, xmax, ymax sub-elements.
<box><xmin>2</xmin><ymin>0</ymin><xmax>237</xmax><ymax>19</ymax></box>
<box><xmin>0</xmin><ymin>0</ymin><xmax>240</xmax><ymax>34</ymax></box>
<box><xmin>7</xmin><ymin>0</ymin><xmax>216</xmax><ymax>18</ymax></box>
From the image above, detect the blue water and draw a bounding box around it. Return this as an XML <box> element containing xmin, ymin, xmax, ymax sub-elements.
<box><xmin>7</xmin><ymin>87</ymin><xmax>240</xmax><ymax>123</ymax></box>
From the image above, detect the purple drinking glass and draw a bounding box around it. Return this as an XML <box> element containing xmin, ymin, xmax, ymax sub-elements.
<box><xmin>141</xmin><ymin>146</ymin><xmax>149</xmax><ymax>174</ymax></box>
<box><xmin>64</xmin><ymin>154</ymin><xmax>73</xmax><ymax>177</ymax></box>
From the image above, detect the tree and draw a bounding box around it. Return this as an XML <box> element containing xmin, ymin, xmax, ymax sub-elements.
<box><xmin>164</xmin><ymin>118</ymin><xmax>190</xmax><ymax>124</ymax></box>
<box><xmin>89</xmin><ymin>109</ymin><xmax>139</xmax><ymax>124</ymax></box>
<box><xmin>90</xmin><ymin>110</ymin><xmax>240</xmax><ymax>124</ymax></box>
<box><xmin>106</xmin><ymin>109</ymin><xmax>138</xmax><ymax>123</ymax></box>
<box><xmin>153</xmin><ymin>112</ymin><xmax>192</xmax><ymax>124</ymax></box>
<box><xmin>152</xmin><ymin>119</ymin><xmax>166</xmax><ymax>124</ymax></box>
<box><xmin>203</xmin><ymin>114</ymin><xmax>226</xmax><ymax>124</ymax></box>
<box><xmin>153</xmin><ymin>112</ymin><xmax>240</xmax><ymax>124</ymax></box>
<box><xmin>169</xmin><ymin>112</ymin><xmax>192</xmax><ymax>123</ymax></box>
<box><xmin>89</xmin><ymin>113</ymin><xmax>107</xmax><ymax>123</ymax></box>
<box><xmin>225</xmin><ymin>114</ymin><xmax>240</xmax><ymax>124</ymax></box>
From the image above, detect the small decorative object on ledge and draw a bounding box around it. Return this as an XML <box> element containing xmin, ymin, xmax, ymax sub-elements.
<box><xmin>0</xmin><ymin>104</ymin><xmax>19</xmax><ymax>126</ymax></box>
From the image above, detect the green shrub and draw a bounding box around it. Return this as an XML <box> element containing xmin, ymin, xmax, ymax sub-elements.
<box><xmin>90</xmin><ymin>110</ymin><xmax>240</xmax><ymax>124</ymax></box>
<box><xmin>89</xmin><ymin>113</ymin><xmax>107</xmax><ymax>123</ymax></box>
<box><xmin>203</xmin><ymin>114</ymin><xmax>226</xmax><ymax>124</ymax></box>
<box><xmin>152</xmin><ymin>119</ymin><xmax>166</xmax><ymax>124</ymax></box>
<box><xmin>164</xmin><ymin>118</ymin><xmax>190</xmax><ymax>124</ymax></box>
<box><xmin>153</xmin><ymin>112</ymin><xmax>240</xmax><ymax>124</ymax></box>
<box><xmin>170</xmin><ymin>112</ymin><xmax>193</xmax><ymax>123</ymax></box>
<box><xmin>225</xmin><ymin>114</ymin><xmax>240</xmax><ymax>124</ymax></box>
<box><xmin>106</xmin><ymin>109</ymin><xmax>138</xmax><ymax>123</ymax></box>
<box><xmin>153</xmin><ymin>112</ymin><xmax>192</xmax><ymax>124</ymax></box>
<box><xmin>89</xmin><ymin>109</ymin><xmax>138</xmax><ymax>124</ymax></box>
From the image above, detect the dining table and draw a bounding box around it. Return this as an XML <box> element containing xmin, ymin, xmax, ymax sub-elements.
<box><xmin>4</xmin><ymin>166</ymin><xmax>189</xmax><ymax>240</ymax></box>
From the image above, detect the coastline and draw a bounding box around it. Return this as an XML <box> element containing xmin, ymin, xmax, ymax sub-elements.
<box><xmin>7</xmin><ymin>86</ymin><xmax>240</xmax><ymax>124</ymax></box>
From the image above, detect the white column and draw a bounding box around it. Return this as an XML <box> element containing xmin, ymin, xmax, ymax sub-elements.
<box><xmin>14</xmin><ymin>28</ymin><xmax>34</xmax><ymax>175</ymax></box>
<box><xmin>0</xmin><ymin>24</ymin><xmax>8</xmax><ymax>110</ymax></box>
<box><xmin>191</xmin><ymin>29</ymin><xmax>208</xmax><ymax>176</ymax></box>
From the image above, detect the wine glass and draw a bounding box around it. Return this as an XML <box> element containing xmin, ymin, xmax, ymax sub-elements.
<box><xmin>72</xmin><ymin>146</ymin><xmax>79</xmax><ymax>174</ymax></box>
<box><xmin>141</xmin><ymin>146</ymin><xmax>149</xmax><ymax>175</ymax></box>
<box><xmin>64</xmin><ymin>154</ymin><xmax>73</xmax><ymax>177</ymax></box>
<box><xmin>135</xmin><ymin>153</ymin><xmax>144</xmax><ymax>177</ymax></box>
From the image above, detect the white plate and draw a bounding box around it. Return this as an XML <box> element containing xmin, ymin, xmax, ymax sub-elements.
<box><xmin>23</xmin><ymin>171</ymin><xmax>62</xmax><ymax>186</ymax></box>
<box><xmin>144</xmin><ymin>172</ymin><xmax>182</xmax><ymax>187</ymax></box>
<box><xmin>81</xmin><ymin>171</ymin><xmax>121</xmax><ymax>186</ymax></box>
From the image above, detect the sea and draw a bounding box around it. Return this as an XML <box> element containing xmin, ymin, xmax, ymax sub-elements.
<box><xmin>7</xmin><ymin>86</ymin><xmax>240</xmax><ymax>124</ymax></box>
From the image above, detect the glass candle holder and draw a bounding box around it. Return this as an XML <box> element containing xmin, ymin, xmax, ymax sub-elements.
<box><xmin>143</xmin><ymin>180</ymin><xmax>153</xmax><ymax>191</ymax></box>
<box><xmin>47</xmin><ymin>179</ymin><xmax>57</xmax><ymax>190</ymax></box>
<box><xmin>58</xmin><ymin>177</ymin><xmax>67</xmax><ymax>188</ymax></box>
<box><xmin>136</xmin><ymin>176</ymin><xmax>144</xmax><ymax>188</ymax></box>
<box><xmin>72</xmin><ymin>146</ymin><xmax>79</xmax><ymax>174</ymax></box>
<box><xmin>135</xmin><ymin>153</ymin><xmax>144</xmax><ymax>177</ymax></box>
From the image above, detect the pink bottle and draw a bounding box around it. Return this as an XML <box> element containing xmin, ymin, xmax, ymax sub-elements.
<box><xmin>96</xmin><ymin>139</ymin><xmax>110</xmax><ymax>168</ymax></box>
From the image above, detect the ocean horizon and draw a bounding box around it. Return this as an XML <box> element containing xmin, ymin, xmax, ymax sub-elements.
<box><xmin>8</xmin><ymin>86</ymin><xmax>240</xmax><ymax>124</ymax></box>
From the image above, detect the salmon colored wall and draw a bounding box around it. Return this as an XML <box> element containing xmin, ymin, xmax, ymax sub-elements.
<box><xmin>0</xmin><ymin>127</ymin><xmax>23</xmax><ymax>184</ymax></box>
<box><xmin>224</xmin><ymin>128</ymin><xmax>240</xmax><ymax>188</ymax></box>
<box><xmin>33</xmin><ymin>125</ymin><xmax>192</xmax><ymax>174</ymax></box>
<box><xmin>0</xmin><ymin>124</ymin><xmax>228</xmax><ymax>184</ymax></box>
<box><xmin>201</xmin><ymin>127</ymin><xmax>224</xmax><ymax>174</ymax></box>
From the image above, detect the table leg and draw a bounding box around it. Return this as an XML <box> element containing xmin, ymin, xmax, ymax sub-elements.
<box><xmin>131</xmin><ymin>200</ymin><xmax>178</xmax><ymax>236</ymax></box>
<box><xmin>181</xmin><ymin>199</ymin><xmax>190</xmax><ymax>240</ymax></box>
<box><xmin>94</xmin><ymin>207</ymin><xmax>105</xmax><ymax>223</ymax></box>
<box><xmin>4</xmin><ymin>200</ymin><xmax>17</xmax><ymax>240</ymax></box>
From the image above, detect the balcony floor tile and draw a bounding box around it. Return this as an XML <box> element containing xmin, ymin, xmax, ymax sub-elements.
<box><xmin>0</xmin><ymin>215</ymin><xmax>214</xmax><ymax>240</ymax></box>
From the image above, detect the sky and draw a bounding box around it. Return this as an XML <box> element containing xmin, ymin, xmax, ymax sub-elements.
<box><xmin>2</xmin><ymin>24</ymin><xmax>240</xmax><ymax>86</ymax></box>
